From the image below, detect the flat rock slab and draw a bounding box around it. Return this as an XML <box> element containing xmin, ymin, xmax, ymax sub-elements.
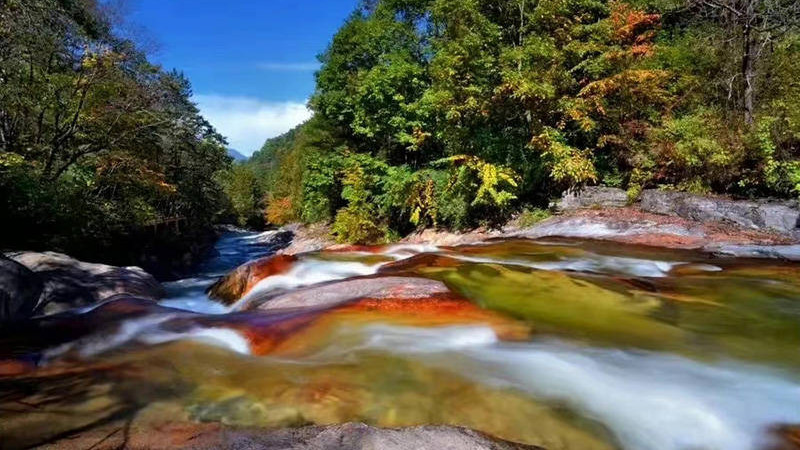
<box><xmin>513</xmin><ymin>208</ymin><xmax>793</xmax><ymax>250</ymax></box>
<box><xmin>36</xmin><ymin>422</ymin><xmax>541</xmax><ymax>450</ymax></box>
<box><xmin>706</xmin><ymin>244</ymin><xmax>800</xmax><ymax>261</ymax></box>
<box><xmin>247</xmin><ymin>276</ymin><xmax>451</xmax><ymax>312</ymax></box>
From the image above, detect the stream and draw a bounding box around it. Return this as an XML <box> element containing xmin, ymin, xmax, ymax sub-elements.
<box><xmin>1</xmin><ymin>231</ymin><xmax>800</xmax><ymax>449</ymax></box>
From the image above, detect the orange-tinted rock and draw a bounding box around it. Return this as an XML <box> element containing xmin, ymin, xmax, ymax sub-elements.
<box><xmin>771</xmin><ymin>425</ymin><xmax>800</xmax><ymax>450</ymax></box>
<box><xmin>207</xmin><ymin>254</ymin><xmax>296</xmax><ymax>304</ymax></box>
<box><xmin>0</xmin><ymin>359</ymin><xmax>34</xmax><ymax>376</ymax></box>
<box><xmin>335</xmin><ymin>295</ymin><xmax>531</xmax><ymax>341</ymax></box>
<box><xmin>251</xmin><ymin>276</ymin><xmax>451</xmax><ymax>311</ymax></box>
<box><xmin>193</xmin><ymin>309</ymin><xmax>324</xmax><ymax>356</ymax></box>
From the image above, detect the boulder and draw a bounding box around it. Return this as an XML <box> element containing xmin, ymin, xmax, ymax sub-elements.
<box><xmin>5</xmin><ymin>252</ymin><xmax>163</xmax><ymax>316</ymax></box>
<box><xmin>277</xmin><ymin>223</ymin><xmax>336</xmax><ymax>255</ymax></box>
<box><xmin>207</xmin><ymin>254</ymin><xmax>297</xmax><ymax>305</ymax></box>
<box><xmin>248</xmin><ymin>276</ymin><xmax>451</xmax><ymax>311</ymax></box>
<box><xmin>0</xmin><ymin>255</ymin><xmax>43</xmax><ymax>321</ymax></box>
<box><xmin>639</xmin><ymin>189</ymin><xmax>800</xmax><ymax>233</ymax></box>
<box><xmin>253</xmin><ymin>229</ymin><xmax>294</xmax><ymax>250</ymax></box>
<box><xmin>557</xmin><ymin>187</ymin><xmax>629</xmax><ymax>212</ymax></box>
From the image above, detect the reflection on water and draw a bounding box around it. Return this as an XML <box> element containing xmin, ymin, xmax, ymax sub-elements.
<box><xmin>2</xmin><ymin>234</ymin><xmax>800</xmax><ymax>449</ymax></box>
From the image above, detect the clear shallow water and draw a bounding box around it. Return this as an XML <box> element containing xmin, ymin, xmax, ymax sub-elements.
<box><xmin>1</xmin><ymin>234</ymin><xmax>800</xmax><ymax>449</ymax></box>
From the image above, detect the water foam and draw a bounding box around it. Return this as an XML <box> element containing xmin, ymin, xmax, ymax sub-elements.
<box><xmin>449</xmin><ymin>253</ymin><xmax>685</xmax><ymax>277</ymax></box>
<box><xmin>44</xmin><ymin>314</ymin><xmax>251</xmax><ymax>360</ymax></box>
<box><xmin>331</xmin><ymin>324</ymin><xmax>800</xmax><ymax>450</ymax></box>
<box><xmin>234</xmin><ymin>259</ymin><xmax>381</xmax><ymax>308</ymax></box>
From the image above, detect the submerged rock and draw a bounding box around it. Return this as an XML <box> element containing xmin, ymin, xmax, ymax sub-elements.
<box><xmin>2</xmin><ymin>252</ymin><xmax>162</xmax><ymax>317</ymax></box>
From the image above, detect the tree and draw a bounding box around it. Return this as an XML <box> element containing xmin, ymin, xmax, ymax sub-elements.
<box><xmin>690</xmin><ymin>0</ymin><xmax>800</xmax><ymax>124</ymax></box>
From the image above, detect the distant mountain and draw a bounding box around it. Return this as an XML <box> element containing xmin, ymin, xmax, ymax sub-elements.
<box><xmin>227</xmin><ymin>148</ymin><xmax>248</xmax><ymax>162</ymax></box>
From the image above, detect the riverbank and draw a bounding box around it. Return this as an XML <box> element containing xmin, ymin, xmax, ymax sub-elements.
<box><xmin>280</xmin><ymin>187</ymin><xmax>800</xmax><ymax>260</ymax></box>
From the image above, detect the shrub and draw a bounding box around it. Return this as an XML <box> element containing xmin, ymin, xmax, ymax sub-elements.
<box><xmin>516</xmin><ymin>208</ymin><xmax>552</xmax><ymax>228</ymax></box>
<box><xmin>265</xmin><ymin>196</ymin><xmax>296</xmax><ymax>225</ymax></box>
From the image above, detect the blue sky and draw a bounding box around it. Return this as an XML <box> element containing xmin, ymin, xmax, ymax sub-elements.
<box><xmin>129</xmin><ymin>0</ymin><xmax>357</xmax><ymax>155</ymax></box>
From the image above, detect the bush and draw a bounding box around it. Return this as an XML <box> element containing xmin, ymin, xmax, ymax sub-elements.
<box><xmin>265</xmin><ymin>196</ymin><xmax>296</xmax><ymax>225</ymax></box>
<box><xmin>516</xmin><ymin>208</ymin><xmax>551</xmax><ymax>228</ymax></box>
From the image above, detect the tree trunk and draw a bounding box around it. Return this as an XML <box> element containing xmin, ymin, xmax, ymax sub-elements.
<box><xmin>742</xmin><ymin>1</ymin><xmax>756</xmax><ymax>126</ymax></box>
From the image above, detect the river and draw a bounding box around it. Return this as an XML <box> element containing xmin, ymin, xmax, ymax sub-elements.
<box><xmin>1</xmin><ymin>231</ymin><xmax>799</xmax><ymax>449</ymax></box>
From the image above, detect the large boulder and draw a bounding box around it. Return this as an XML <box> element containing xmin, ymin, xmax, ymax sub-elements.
<box><xmin>639</xmin><ymin>189</ymin><xmax>800</xmax><ymax>233</ymax></box>
<box><xmin>0</xmin><ymin>255</ymin><xmax>43</xmax><ymax>321</ymax></box>
<box><xmin>5</xmin><ymin>252</ymin><xmax>163</xmax><ymax>316</ymax></box>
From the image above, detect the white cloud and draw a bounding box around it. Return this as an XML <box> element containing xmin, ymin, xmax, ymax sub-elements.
<box><xmin>194</xmin><ymin>94</ymin><xmax>313</xmax><ymax>156</ymax></box>
<box><xmin>257</xmin><ymin>62</ymin><xmax>320</xmax><ymax>72</ymax></box>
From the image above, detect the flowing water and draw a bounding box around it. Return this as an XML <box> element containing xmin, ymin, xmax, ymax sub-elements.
<box><xmin>1</xmin><ymin>232</ymin><xmax>800</xmax><ymax>449</ymax></box>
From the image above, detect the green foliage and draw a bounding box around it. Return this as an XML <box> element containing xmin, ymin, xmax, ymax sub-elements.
<box><xmin>219</xmin><ymin>164</ymin><xmax>264</xmax><ymax>228</ymax></box>
<box><xmin>516</xmin><ymin>208</ymin><xmax>552</xmax><ymax>228</ymax></box>
<box><xmin>247</xmin><ymin>0</ymin><xmax>800</xmax><ymax>243</ymax></box>
<box><xmin>332</xmin><ymin>156</ymin><xmax>391</xmax><ymax>244</ymax></box>
<box><xmin>0</xmin><ymin>0</ymin><xmax>232</xmax><ymax>261</ymax></box>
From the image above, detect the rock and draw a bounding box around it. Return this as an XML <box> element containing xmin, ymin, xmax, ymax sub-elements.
<box><xmin>514</xmin><ymin>209</ymin><xmax>706</xmax><ymax>247</ymax></box>
<box><xmin>639</xmin><ymin>189</ymin><xmax>800</xmax><ymax>233</ymax></box>
<box><xmin>5</xmin><ymin>252</ymin><xmax>163</xmax><ymax>316</ymax></box>
<box><xmin>400</xmin><ymin>228</ymin><xmax>496</xmax><ymax>247</ymax></box>
<box><xmin>0</xmin><ymin>254</ymin><xmax>43</xmax><ymax>321</ymax></box>
<box><xmin>208</xmin><ymin>254</ymin><xmax>297</xmax><ymax>305</ymax></box>
<box><xmin>277</xmin><ymin>223</ymin><xmax>336</xmax><ymax>256</ymax></box>
<box><xmin>770</xmin><ymin>424</ymin><xmax>800</xmax><ymax>450</ymax></box>
<box><xmin>252</xmin><ymin>229</ymin><xmax>294</xmax><ymax>250</ymax></box>
<box><xmin>706</xmin><ymin>244</ymin><xmax>800</xmax><ymax>261</ymax></box>
<box><xmin>36</xmin><ymin>422</ymin><xmax>542</xmax><ymax>450</ymax></box>
<box><xmin>248</xmin><ymin>276</ymin><xmax>451</xmax><ymax>311</ymax></box>
<box><xmin>556</xmin><ymin>187</ymin><xmax>629</xmax><ymax>212</ymax></box>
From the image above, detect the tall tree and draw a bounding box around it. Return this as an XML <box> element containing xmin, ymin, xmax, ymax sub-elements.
<box><xmin>690</xmin><ymin>0</ymin><xmax>800</xmax><ymax>124</ymax></box>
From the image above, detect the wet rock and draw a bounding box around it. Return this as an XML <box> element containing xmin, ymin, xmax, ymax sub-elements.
<box><xmin>249</xmin><ymin>276</ymin><xmax>451</xmax><ymax>311</ymax></box>
<box><xmin>770</xmin><ymin>425</ymin><xmax>800</xmax><ymax>450</ymax></box>
<box><xmin>557</xmin><ymin>186</ymin><xmax>629</xmax><ymax>211</ymax></box>
<box><xmin>707</xmin><ymin>244</ymin><xmax>800</xmax><ymax>261</ymax></box>
<box><xmin>639</xmin><ymin>189</ymin><xmax>800</xmax><ymax>233</ymax></box>
<box><xmin>277</xmin><ymin>223</ymin><xmax>336</xmax><ymax>255</ymax></box>
<box><xmin>4</xmin><ymin>252</ymin><xmax>163</xmax><ymax>316</ymax></box>
<box><xmin>0</xmin><ymin>255</ymin><xmax>43</xmax><ymax>321</ymax></box>
<box><xmin>37</xmin><ymin>422</ymin><xmax>542</xmax><ymax>450</ymax></box>
<box><xmin>253</xmin><ymin>229</ymin><xmax>294</xmax><ymax>250</ymax></box>
<box><xmin>208</xmin><ymin>254</ymin><xmax>297</xmax><ymax>305</ymax></box>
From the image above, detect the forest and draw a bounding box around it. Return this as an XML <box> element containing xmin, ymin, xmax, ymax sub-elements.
<box><xmin>238</xmin><ymin>0</ymin><xmax>800</xmax><ymax>243</ymax></box>
<box><xmin>3</xmin><ymin>0</ymin><xmax>800</xmax><ymax>254</ymax></box>
<box><xmin>0</xmin><ymin>0</ymin><xmax>234</xmax><ymax>272</ymax></box>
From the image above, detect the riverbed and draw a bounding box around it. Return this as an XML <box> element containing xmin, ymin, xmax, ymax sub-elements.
<box><xmin>1</xmin><ymin>231</ymin><xmax>799</xmax><ymax>449</ymax></box>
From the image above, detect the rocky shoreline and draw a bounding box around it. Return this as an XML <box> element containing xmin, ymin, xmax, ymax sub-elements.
<box><xmin>280</xmin><ymin>187</ymin><xmax>800</xmax><ymax>260</ymax></box>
